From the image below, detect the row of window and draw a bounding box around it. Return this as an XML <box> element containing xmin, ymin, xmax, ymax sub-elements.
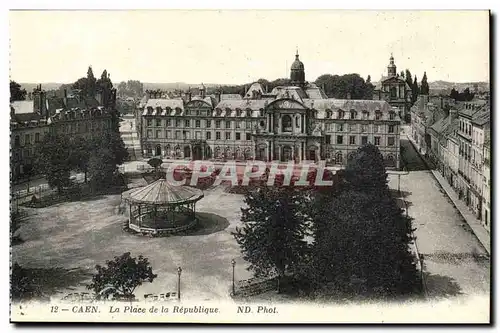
<box><xmin>459</xmin><ymin>119</ymin><xmax>472</xmax><ymax>136</ymax></box>
<box><xmin>146</xmin><ymin>119</ymin><xmax>257</xmax><ymax>129</ymax></box>
<box><xmin>325</xmin><ymin>135</ymin><xmax>396</xmax><ymax>146</ymax></box>
<box><xmin>13</xmin><ymin>133</ymin><xmax>41</xmax><ymax>147</ymax></box>
<box><xmin>325</xmin><ymin>123</ymin><xmax>396</xmax><ymax>133</ymax></box>
<box><xmin>146</xmin><ymin>130</ymin><xmax>253</xmax><ymax>141</ymax></box>
<box><xmin>325</xmin><ymin>110</ymin><xmax>397</xmax><ymax>120</ymax></box>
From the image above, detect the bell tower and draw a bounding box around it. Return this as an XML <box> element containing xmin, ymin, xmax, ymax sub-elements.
<box><xmin>387</xmin><ymin>53</ymin><xmax>397</xmax><ymax>77</ymax></box>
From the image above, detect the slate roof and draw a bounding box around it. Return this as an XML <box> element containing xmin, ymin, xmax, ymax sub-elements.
<box><xmin>220</xmin><ymin>94</ymin><xmax>242</xmax><ymax>100</ymax></box>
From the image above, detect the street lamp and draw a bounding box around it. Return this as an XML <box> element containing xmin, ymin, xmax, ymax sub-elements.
<box><xmin>231</xmin><ymin>259</ymin><xmax>236</xmax><ymax>296</ymax></box>
<box><xmin>177</xmin><ymin>267</ymin><xmax>182</xmax><ymax>301</ymax></box>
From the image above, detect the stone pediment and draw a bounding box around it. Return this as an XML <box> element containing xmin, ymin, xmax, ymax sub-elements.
<box><xmin>266</xmin><ymin>98</ymin><xmax>307</xmax><ymax>111</ymax></box>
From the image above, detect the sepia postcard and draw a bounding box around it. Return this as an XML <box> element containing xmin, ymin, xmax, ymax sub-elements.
<box><xmin>9</xmin><ymin>9</ymin><xmax>491</xmax><ymax>324</ymax></box>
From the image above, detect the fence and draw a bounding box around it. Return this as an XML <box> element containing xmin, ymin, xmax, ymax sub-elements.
<box><xmin>11</xmin><ymin>184</ymin><xmax>55</xmax><ymax>212</ymax></box>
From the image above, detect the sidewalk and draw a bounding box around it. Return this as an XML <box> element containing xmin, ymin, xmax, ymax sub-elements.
<box><xmin>406</xmin><ymin>134</ymin><xmax>490</xmax><ymax>255</ymax></box>
<box><xmin>431</xmin><ymin>170</ymin><xmax>490</xmax><ymax>255</ymax></box>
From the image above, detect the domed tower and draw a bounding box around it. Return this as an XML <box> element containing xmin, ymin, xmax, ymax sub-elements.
<box><xmin>290</xmin><ymin>50</ymin><xmax>305</xmax><ymax>86</ymax></box>
<box><xmin>387</xmin><ymin>53</ymin><xmax>397</xmax><ymax>77</ymax></box>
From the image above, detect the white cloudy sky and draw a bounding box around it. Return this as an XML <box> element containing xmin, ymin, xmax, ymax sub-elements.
<box><xmin>9</xmin><ymin>10</ymin><xmax>490</xmax><ymax>84</ymax></box>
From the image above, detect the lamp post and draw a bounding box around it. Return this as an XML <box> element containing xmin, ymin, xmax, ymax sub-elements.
<box><xmin>231</xmin><ymin>259</ymin><xmax>236</xmax><ymax>296</ymax></box>
<box><xmin>177</xmin><ymin>267</ymin><xmax>182</xmax><ymax>301</ymax></box>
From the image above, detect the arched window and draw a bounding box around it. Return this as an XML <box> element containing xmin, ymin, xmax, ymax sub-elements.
<box><xmin>326</xmin><ymin>110</ymin><xmax>332</xmax><ymax>119</ymax></box>
<box><xmin>350</xmin><ymin>110</ymin><xmax>357</xmax><ymax>119</ymax></box>
<box><xmin>337</xmin><ymin>110</ymin><xmax>344</xmax><ymax>119</ymax></box>
<box><xmin>390</xmin><ymin>87</ymin><xmax>397</xmax><ymax>98</ymax></box>
<box><xmin>282</xmin><ymin>115</ymin><xmax>292</xmax><ymax>132</ymax></box>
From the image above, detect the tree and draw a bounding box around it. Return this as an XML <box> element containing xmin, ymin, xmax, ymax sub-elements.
<box><xmin>34</xmin><ymin>133</ymin><xmax>72</xmax><ymax>194</ymax></box>
<box><xmin>420</xmin><ymin>72</ymin><xmax>429</xmax><ymax>95</ymax></box>
<box><xmin>308</xmin><ymin>189</ymin><xmax>419</xmax><ymax>298</ymax></box>
<box><xmin>233</xmin><ymin>186</ymin><xmax>310</xmax><ymax>292</ymax></box>
<box><xmin>87</xmin><ymin>66</ymin><xmax>96</xmax><ymax>97</ymax></box>
<box><xmin>345</xmin><ymin>143</ymin><xmax>389</xmax><ymax>193</ymax></box>
<box><xmin>315</xmin><ymin>74</ymin><xmax>372</xmax><ymax>99</ymax></box>
<box><xmin>87</xmin><ymin>252</ymin><xmax>157</xmax><ymax>301</ymax></box>
<box><xmin>88</xmin><ymin>147</ymin><xmax>118</xmax><ymax>191</ymax></box>
<box><xmin>10</xmin><ymin>81</ymin><xmax>27</xmax><ymax>102</ymax></box>
<box><xmin>69</xmin><ymin>137</ymin><xmax>91</xmax><ymax>183</ymax></box>
<box><xmin>412</xmin><ymin>75</ymin><xmax>420</xmax><ymax>103</ymax></box>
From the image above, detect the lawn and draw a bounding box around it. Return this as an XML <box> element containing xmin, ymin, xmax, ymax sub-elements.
<box><xmin>12</xmin><ymin>185</ymin><xmax>255</xmax><ymax>302</ymax></box>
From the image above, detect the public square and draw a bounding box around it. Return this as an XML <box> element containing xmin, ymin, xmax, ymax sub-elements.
<box><xmin>11</xmin><ymin>121</ymin><xmax>490</xmax><ymax>302</ymax></box>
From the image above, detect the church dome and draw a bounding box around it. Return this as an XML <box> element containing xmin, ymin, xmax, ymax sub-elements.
<box><xmin>291</xmin><ymin>53</ymin><xmax>304</xmax><ymax>70</ymax></box>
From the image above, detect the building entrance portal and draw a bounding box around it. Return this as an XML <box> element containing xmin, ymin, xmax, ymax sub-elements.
<box><xmin>282</xmin><ymin>145</ymin><xmax>293</xmax><ymax>162</ymax></box>
<box><xmin>193</xmin><ymin>144</ymin><xmax>203</xmax><ymax>160</ymax></box>
<box><xmin>155</xmin><ymin>145</ymin><xmax>162</xmax><ymax>157</ymax></box>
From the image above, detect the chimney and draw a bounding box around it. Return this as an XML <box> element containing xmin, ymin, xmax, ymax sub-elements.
<box><xmin>215</xmin><ymin>91</ymin><xmax>221</xmax><ymax>104</ymax></box>
<box><xmin>449</xmin><ymin>108</ymin><xmax>458</xmax><ymax>124</ymax></box>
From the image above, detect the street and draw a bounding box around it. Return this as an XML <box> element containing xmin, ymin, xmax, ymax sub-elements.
<box><xmin>388</xmin><ymin>137</ymin><xmax>490</xmax><ymax>299</ymax></box>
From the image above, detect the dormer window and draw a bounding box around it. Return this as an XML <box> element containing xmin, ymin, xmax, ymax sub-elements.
<box><xmin>236</xmin><ymin>110</ymin><xmax>242</xmax><ymax>117</ymax></box>
<box><xmin>326</xmin><ymin>110</ymin><xmax>332</xmax><ymax>118</ymax></box>
<box><xmin>350</xmin><ymin>110</ymin><xmax>357</xmax><ymax>119</ymax></box>
<box><xmin>389</xmin><ymin>112</ymin><xmax>396</xmax><ymax>120</ymax></box>
<box><xmin>362</xmin><ymin>111</ymin><xmax>369</xmax><ymax>120</ymax></box>
<box><xmin>375</xmin><ymin>111</ymin><xmax>382</xmax><ymax>120</ymax></box>
<box><xmin>337</xmin><ymin>110</ymin><xmax>345</xmax><ymax>119</ymax></box>
<box><xmin>259</xmin><ymin>110</ymin><xmax>264</xmax><ymax>117</ymax></box>
<box><xmin>216</xmin><ymin>109</ymin><xmax>222</xmax><ymax>116</ymax></box>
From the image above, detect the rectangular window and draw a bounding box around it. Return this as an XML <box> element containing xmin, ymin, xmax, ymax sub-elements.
<box><xmin>216</xmin><ymin>120</ymin><xmax>221</xmax><ymax>128</ymax></box>
<box><xmin>349</xmin><ymin>136</ymin><xmax>356</xmax><ymax>145</ymax></box>
<box><xmin>147</xmin><ymin>119</ymin><xmax>152</xmax><ymax>127</ymax></box>
<box><xmin>156</xmin><ymin>119</ymin><xmax>162</xmax><ymax>127</ymax></box>
<box><xmin>185</xmin><ymin>120</ymin><xmax>190</xmax><ymax>127</ymax></box>
<box><xmin>374</xmin><ymin>136</ymin><xmax>381</xmax><ymax>146</ymax></box>
<box><xmin>388</xmin><ymin>137</ymin><xmax>395</xmax><ymax>146</ymax></box>
<box><xmin>362</xmin><ymin>136</ymin><xmax>368</xmax><ymax>145</ymax></box>
<box><xmin>337</xmin><ymin>123</ymin><xmax>344</xmax><ymax>132</ymax></box>
<box><xmin>167</xmin><ymin>119</ymin><xmax>171</xmax><ymax>127</ymax></box>
<box><xmin>375</xmin><ymin>112</ymin><xmax>382</xmax><ymax>120</ymax></box>
<box><xmin>175</xmin><ymin>130</ymin><xmax>181</xmax><ymax>139</ymax></box>
<box><xmin>225</xmin><ymin>132</ymin><xmax>231</xmax><ymax>140</ymax></box>
<box><xmin>147</xmin><ymin>130</ymin><xmax>153</xmax><ymax>138</ymax></box>
<box><xmin>206</xmin><ymin>132</ymin><xmax>212</xmax><ymax>140</ymax></box>
<box><xmin>166</xmin><ymin>131</ymin><xmax>172</xmax><ymax>139</ymax></box>
<box><xmin>336</xmin><ymin>135</ymin><xmax>343</xmax><ymax>144</ymax></box>
<box><xmin>156</xmin><ymin>130</ymin><xmax>161</xmax><ymax>138</ymax></box>
<box><xmin>216</xmin><ymin>131</ymin><xmax>221</xmax><ymax>140</ymax></box>
<box><xmin>361</xmin><ymin>124</ymin><xmax>368</xmax><ymax>132</ymax></box>
<box><xmin>25</xmin><ymin>134</ymin><xmax>30</xmax><ymax>145</ymax></box>
<box><xmin>195</xmin><ymin>120</ymin><xmax>201</xmax><ymax>128</ymax></box>
<box><xmin>175</xmin><ymin>119</ymin><xmax>181</xmax><ymax>127</ymax></box>
<box><xmin>206</xmin><ymin>120</ymin><xmax>211</xmax><ymax>128</ymax></box>
<box><xmin>225</xmin><ymin>121</ymin><xmax>231</xmax><ymax>129</ymax></box>
<box><xmin>195</xmin><ymin>131</ymin><xmax>202</xmax><ymax>139</ymax></box>
<box><xmin>246</xmin><ymin>133</ymin><xmax>251</xmax><ymax>141</ymax></box>
<box><xmin>388</xmin><ymin>125</ymin><xmax>395</xmax><ymax>133</ymax></box>
<box><xmin>35</xmin><ymin>133</ymin><xmax>40</xmax><ymax>143</ymax></box>
<box><xmin>236</xmin><ymin>121</ymin><xmax>240</xmax><ymax>129</ymax></box>
<box><xmin>325</xmin><ymin>135</ymin><xmax>331</xmax><ymax>144</ymax></box>
<box><xmin>236</xmin><ymin>132</ymin><xmax>241</xmax><ymax>140</ymax></box>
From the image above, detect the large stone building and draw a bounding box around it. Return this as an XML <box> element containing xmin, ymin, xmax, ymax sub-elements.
<box><xmin>10</xmin><ymin>84</ymin><xmax>119</xmax><ymax>180</ymax></box>
<box><xmin>138</xmin><ymin>52</ymin><xmax>402</xmax><ymax>169</ymax></box>
<box><xmin>373</xmin><ymin>55</ymin><xmax>413</xmax><ymax>122</ymax></box>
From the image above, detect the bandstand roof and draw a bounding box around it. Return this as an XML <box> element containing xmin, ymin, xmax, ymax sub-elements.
<box><xmin>123</xmin><ymin>179</ymin><xmax>204</xmax><ymax>205</ymax></box>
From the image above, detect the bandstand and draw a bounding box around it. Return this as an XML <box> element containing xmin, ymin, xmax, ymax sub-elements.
<box><xmin>121</xmin><ymin>179</ymin><xmax>204</xmax><ymax>236</ymax></box>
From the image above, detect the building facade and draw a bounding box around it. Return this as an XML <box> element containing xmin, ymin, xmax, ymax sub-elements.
<box><xmin>373</xmin><ymin>55</ymin><xmax>412</xmax><ymax>122</ymax></box>
<box><xmin>482</xmin><ymin>129</ymin><xmax>490</xmax><ymax>231</ymax></box>
<box><xmin>10</xmin><ymin>84</ymin><xmax>119</xmax><ymax>180</ymax></box>
<box><xmin>139</xmin><ymin>53</ymin><xmax>401</xmax><ymax>169</ymax></box>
